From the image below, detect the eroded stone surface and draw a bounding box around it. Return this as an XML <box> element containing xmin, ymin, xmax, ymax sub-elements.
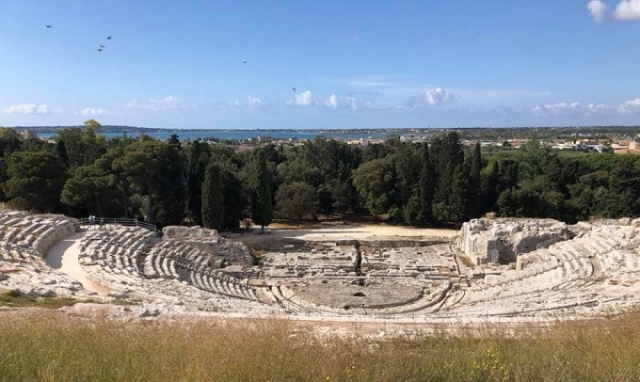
<box><xmin>2</xmin><ymin>211</ymin><xmax>640</xmax><ymax>326</ymax></box>
<box><xmin>459</xmin><ymin>218</ymin><xmax>568</xmax><ymax>264</ymax></box>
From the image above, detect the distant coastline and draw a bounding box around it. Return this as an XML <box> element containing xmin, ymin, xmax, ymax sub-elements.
<box><xmin>10</xmin><ymin>125</ymin><xmax>640</xmax><ymax>142</ymax></box>
<box><xmin>18</xmin><ymin>126</ymin><xmax>430</xmax><ymax>141</ymax></box>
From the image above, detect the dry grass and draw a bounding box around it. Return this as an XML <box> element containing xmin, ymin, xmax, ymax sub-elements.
<box><xmin>2</xmin><ymin>312</ymin><xmax>640</xmax><ymax>381</ymax></box>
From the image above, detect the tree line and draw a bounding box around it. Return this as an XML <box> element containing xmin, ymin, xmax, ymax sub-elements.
<box><xmin>0</xmin><ymin>120</ymin><xmax>639</xmax><ymax>231</ymax></box>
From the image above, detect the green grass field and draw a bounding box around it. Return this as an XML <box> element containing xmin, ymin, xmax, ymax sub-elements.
<box><xmin>1</xmin><ymin>310</ymin><xmax>640</xmax><ymax>382</ymax></box>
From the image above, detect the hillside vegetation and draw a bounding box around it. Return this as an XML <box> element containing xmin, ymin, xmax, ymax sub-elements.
<box><xmin>1</xmin><ymin>122</ymin><xmax>640</xmax><ymax>230</ymax></box>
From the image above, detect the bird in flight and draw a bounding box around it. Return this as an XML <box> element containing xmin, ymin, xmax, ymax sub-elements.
<box><xmin>45</xmin><ymin>24</ymin><xmax>52</xmax><ymax>28</ymax></box>
<box><xmin>242</xmin><ymin>60</ymin><xmax>248</xmax><ymax>64</ymax></box>
<box><xmin>106</xmin><ymin>36</ymin><xmax>112</xmax><ymax>40</ymax></box>
<box><xmin>292</xmin><ymin>87</ymin><xmax>297</xmax><ymax>92</ymax></box>
<box><xmin>98</xmin><ymin>48</ymin><xmax>103</xmax><ymax>52</ymax></box>
<box><xmin>99</xmin><ymin>44</ymin><xmax>105</xmax><ymax>48</ymax></box>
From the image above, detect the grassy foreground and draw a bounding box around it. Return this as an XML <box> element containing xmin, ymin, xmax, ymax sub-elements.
<box><xmin>1</xmin><ymin>312</ymin><xmax>640</xmax><ymax>382</ymax></box>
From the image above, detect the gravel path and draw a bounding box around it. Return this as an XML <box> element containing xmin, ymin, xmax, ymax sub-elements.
<box><xmin>45</xmin><ymin>232</ymin><xmax>111</xmax><ymax>295</ymax></box>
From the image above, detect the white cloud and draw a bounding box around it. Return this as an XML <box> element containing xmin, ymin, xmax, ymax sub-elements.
<box><xmin>532</xmin><ymin>102</ymin><xmax>582</xmax><ymax>115</ymax></box>
<box><xmin>222</xmin><ymin>97</ymin><xmax>264</xmax><ymax>113</ymax></box>
<box><xmin>126</xmin><ymin>95</ymin><xmax>194</xmax><ymax>111</ymax></box>
<box><xmin>588</xmin><ymin>0</ymin><xmax>610</xmax><ymax>22</ymax></box>
<box><xmin>588</xmin><ymin>0</ymin><xmax>640</xmax><ymax>21</ymax></box>
<box><xmin>3</xmin><ymin>103</ymin><xmax>50</xmax><ymax>115</ymax></box>
<box><xmin>532</xmin><ymin>98</ymin><xmax>640</xmax><ymax>116</ymax></box>
<box><xmin>320</xmin><ymin>92</ymin><xmax>378</xmax><ymax>111</ymax></box>
<box><xmin>618</xmin><ymin>98</ymin><xmax>640</xmax><ymax>112</ymax></box>
<box><xmin>586</xmin><ymin>103</ymin><xmax>616</xmax><ymax>114</ymax></box>
<box><xmin>614</xmin><ymin>0</ymin><xmax>640</xmax><ymax>19</ymax></box>
<box><xmin>325</xmin><ymin>94</ymin><xmax>338</xmax><ymax>109</ymax></box>
<box><xmin>81</xmin><ymin>107</ymin><xmax>107</xmax><ymax>116</ymax></box>
<box><xmin>405</xmin><ymin>87</ymin><xmax>457</xmax><ymax>108</ymax></box>
<box><xmin>295</xmin><ymin>90</ymin><xmax>312</xmax><ymax>106</ymax></box>
<box><xmin>345</xmin><ymin>96</ymin><xmax>358</xmax><ymax>110</ymax></box>
<box><xmin>425</xmin><ymin>87</ymin><xmax>456</xmax><ymax>105</ymax></box>
<box><xmin>247</xmin><ymin>96</ymin><xmax>261</xmax><ymax>106</ymax></box>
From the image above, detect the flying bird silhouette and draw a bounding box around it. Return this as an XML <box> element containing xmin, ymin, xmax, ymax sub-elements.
<box><xmin>106</xmin><ymin>36</ymin><xmax>112</xmax><ymax>40</ymax></box>
<box><xmin>98</xmin><ymin>48</ymin><xmax>103</xmax><ymax>52</ymax></box>
<box><xmin>292</xmin><ymin>87</ymin><xmax>297</xmax><ymax>92</ymax></box>
<box><xmin>99</xmin><ymin>44</ymin><xmax>105</xmax><ymax>48</ymax></box>
<box><xmin>242</xmin><ymin>60</ymin><xmax>248</xmax><ymax>64</ymax></box>
<box><xmin>45</xmin><ymin>24</ymin><xmax>52</xmax><ymax>28</ymax></box>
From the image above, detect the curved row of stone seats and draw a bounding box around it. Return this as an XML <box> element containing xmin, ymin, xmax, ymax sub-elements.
<box><xmin>546</xmin><ymin>240</ymin><xmax>594</xmax><ymax>279</ymax></box>
<box><xmin>185</xmin><ymin>269</ymin><xmax>258</xmax><ymax>301</ymax></box>
<box><xmin>141</xmin><ymin>238</ymin><xmax>221</xmax><ymax>279</ymax></box>
<box><xmin>376</xmin><ymin>282</ymin><xmax>452</xmax><ymax>315</ymax></box>
<box><xmin>266</xmin><ymin>285</ymin><xmax>308</xmax><ymax>313</ymax></box>
<box><xmin>445</xmin><ymin>292</ymin><xmax>596</xmax><ymax>318</ymax></box>
<box><xmin>462</xmin><ymin>249</ymin><xmax>566</xmax><ymax>304</ymax></box>
<box><xmin>460</xmin><ymin>233</ymin><xmax>632</xmax><ymax>307</ymax></box>
<box><xmin>79</xmin><ymin>227</ymin><xmax>154</xmax><ymax>278</ymax></box>
<box><xmin>454</xmin><ymin>277</ymin><xmax>622</xmax><ymax>316</ymax></box>
<box><xmin>463</xmin><ymin>267</ymin><xmax>563</xmax><ymax>305</ymax></box>
<box><xmin>254</xmin><ymin>287</ymin><xmax>280</xmax><ymax>305</ymax></box>
<box><xmin>0</xmin><ymin>244</ymin><xmax>48</xmax><ymax>269</ymax></box>
<box><xmin>264</xmin><ymin>282</ymin><xmax>452</xmax><ymax>316</ymax></box>
<box><xmin>269</xmin><ymin>285</ymin><xmax>338</xmax><ymax>313</ymax></box>
<box><xmin>143</xmin><ymin>254</ymin><xmax>179</xmax><ymax>279</ymax></box>
<box><xmin>0</xmin><ymin>211</ymin><xmax>76</xmax><ymax>257</ymax></box>
<box><xmin>85</xmin><ymin>267</ymin><xmax>268</xmax><ymax>314</ymax></box>
<box><xmin>147</xmin><ymin>238</ymin><xmax>214</xmax><ymax>272</ymax></box>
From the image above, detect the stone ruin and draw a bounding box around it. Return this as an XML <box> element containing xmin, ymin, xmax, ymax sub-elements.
<box><xmin>160</xmin><ymin>225</ymin><xmax>253</xmax><ymax>268</ymax></box>
<box><xmin>459</xmin><ymin>218</ymin><xmax>568</xmax><ymax>264</ymax></box>
<box><xmin>162</xmin><ymin>226</ymin><xmax>219</xmax><ymax>239</ymax></box>
<box><xmin>3</xmin><ymin>209</ymin><xmax>640</xmax><ymax>322</ymax></box>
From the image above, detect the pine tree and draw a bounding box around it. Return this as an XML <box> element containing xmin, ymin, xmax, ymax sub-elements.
<box><xmin>251</xmin><ymin>149</ymin><xmax>273</xmax><ymax>233</ymax></box>
<box><xmin>201</xmin><ymin>163</ymin><xmax>224</xmax><ymax>231</ymax></box>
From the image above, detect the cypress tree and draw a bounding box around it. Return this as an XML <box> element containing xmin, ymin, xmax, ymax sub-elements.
<box><xmin>201</xmin><ymin>163</ymin><xmax>224</xmax><ymax>231</ymax></box>
<box><xmin>419</xmin><ymin>142</ymin><xmax>436</xmax><ymax>225</ymax></box>
<box><xmin>466</xmin><ymin>142</ymin><xmax>483</xmax><ymax>219</ymax></box>
<box><xmin>186</xmin><ymin>141</ymin><xmax>207</xmax><ymax>226</ymax></box>
<box><xmin>221</xmin><ymin>168</ymin><xmax>245</xmax><ymax>230</ymax></box>
<box><xmin>251</xmin><ymin>149</ymin><xmax>273</xmax><ymax>233</ymax></box>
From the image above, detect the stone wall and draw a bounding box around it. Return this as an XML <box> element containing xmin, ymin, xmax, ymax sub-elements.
<box><xmin>162</xmin><ymin>226</ymin><xmax>219</xmax><ymax>239</ymax></box>
<box><xmin>459</xmin><ymin>218</ymin><xmax>567</xmax><ymax>265</ymax></box>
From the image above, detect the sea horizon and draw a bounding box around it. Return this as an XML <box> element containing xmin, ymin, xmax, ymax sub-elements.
<box><xmin>34</xmin><ymin>128</ymin><xmax>411</xmax><ymax>142</ymax></box>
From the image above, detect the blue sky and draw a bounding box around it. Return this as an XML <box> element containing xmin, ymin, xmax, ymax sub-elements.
<box><xmin>1</xmin><ymin>0</ymin><xmax>640</xmax><ymax>129</ymax></box>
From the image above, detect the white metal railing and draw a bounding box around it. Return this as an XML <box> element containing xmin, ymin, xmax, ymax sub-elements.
<box><xmin>77</xmin><ymin>217</ymin><xmax>157</xmax><ymax>234</ymax></box>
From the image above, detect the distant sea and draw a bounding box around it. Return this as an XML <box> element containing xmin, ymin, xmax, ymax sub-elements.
<box><xmin>37</xmin><ymin>129</ymin><xmax>416</xmax><ymax>141</ymax></box>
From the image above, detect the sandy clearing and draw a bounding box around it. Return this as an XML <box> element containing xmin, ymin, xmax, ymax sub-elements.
<box><xmin>229</xmin><ymin>223</ymin><xmax>459</xmax><ymax>248</ymax></box>
<box><xmin>45</xmin><ymin>232</ymin><xmax>112</xmax><ymax>295</ymax></box>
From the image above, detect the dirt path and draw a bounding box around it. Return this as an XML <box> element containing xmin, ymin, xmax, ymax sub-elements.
<box><xmin>45</xmin><ymin>232</ymin><xmax>111</xmax><ymax>295</ymax></box>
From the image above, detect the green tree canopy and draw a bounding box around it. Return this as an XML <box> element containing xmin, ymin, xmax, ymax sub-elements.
<box><xmin>3</xmin><ymin>151</ymin><xmax>67</xmax><ymax>212</ymax></box>
<box><xmin>275</xmin><ymin>181</ymin><xmax>317</xmax><ymax>221</ymax></box>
